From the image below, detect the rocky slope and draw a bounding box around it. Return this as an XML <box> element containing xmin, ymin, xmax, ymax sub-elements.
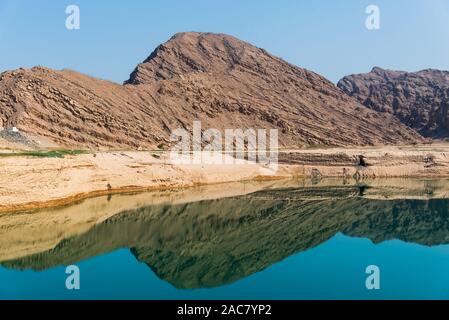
<box><xmin>0</xmin><ymin>33</ymin><xmax>422</xmax><ymax>149</ymax></box>
<box><xmin>338</xmin><ymin>67</ymin><xmax>449</xmax><ymax>138</ymax></box>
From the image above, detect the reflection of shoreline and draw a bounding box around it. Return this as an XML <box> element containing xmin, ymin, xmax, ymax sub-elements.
<box><xmin>2</xmin><ymin>179</ymin><xmax>449</xmax><ymax>289</ymax></box>
<box><xmin>2</xmin><ymin>177</ymin><xmax>448</xmax><ymax>261</ymax></box>
<box><xmin>0</xmin><ymin>179</ymin><xmax>295</xmax><ymax>261</ymax></box>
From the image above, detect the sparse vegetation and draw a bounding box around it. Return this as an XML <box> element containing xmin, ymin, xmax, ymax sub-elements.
<box><xmin>0</xmin><ymin>149</ymin><xmax>85</xmax><ymax>158</ymax></box>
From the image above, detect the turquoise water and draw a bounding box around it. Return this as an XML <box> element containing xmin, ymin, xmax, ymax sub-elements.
<box><xmin>2</xmin><ymin>181</ymin><xmax>449</xmax><ymax>299</ymax></box>
<box><xmin>3</xmin><ymin>235</ymin><xmax>449</xmax><ymax>300</ymax></box>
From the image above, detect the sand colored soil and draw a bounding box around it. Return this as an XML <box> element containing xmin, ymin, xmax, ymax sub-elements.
<box><xmin>0</xmin><ymin>144</ymin><xmax>449</xmax><ymax>213</ymax></box>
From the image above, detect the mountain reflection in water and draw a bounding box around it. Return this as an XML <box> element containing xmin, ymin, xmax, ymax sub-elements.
<box><xmin>1</xmin><ymin>178</ymin><xmax>449</xmax><ymax>290</ymax></box>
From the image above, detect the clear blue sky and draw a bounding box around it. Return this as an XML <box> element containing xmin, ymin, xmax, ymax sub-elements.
<box><xmin>1</xmin><ymin>0</ymin><xmax>448</xmax><ymax>83</ymax></box>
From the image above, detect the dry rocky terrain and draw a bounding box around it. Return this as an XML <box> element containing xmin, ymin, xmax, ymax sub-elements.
<box><xmin>1</xmin><ymin>32</ymin><xmax>449</xmax><ymax>213</ymax></box>
<box><xmin>338</xmin><ymin>67</ymin><xmax>449</xmax><ymax>139</ymax></box>
<box><xmin>0</xmin><ymin>32</ymin><xmax>422</xmax><ymax>149</ymax></box>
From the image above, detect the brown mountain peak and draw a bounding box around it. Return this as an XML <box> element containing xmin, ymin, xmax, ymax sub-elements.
<box><xmin>125</xmin><ymin>32</ymin><xmax>274</xmax><ymax>84</ymax></box>
<box><xmin>0</xmin><ymin>34</ymin><xmax>423</xmax><ymax>149</ymax></box>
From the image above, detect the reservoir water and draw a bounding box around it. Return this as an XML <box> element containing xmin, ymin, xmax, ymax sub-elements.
<box><xmin>1</xmin><ymin>178</ymin><xmax>449</xmax><ymax>299</ymax></box>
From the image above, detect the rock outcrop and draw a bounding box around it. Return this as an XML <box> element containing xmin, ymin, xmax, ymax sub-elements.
<box><xmin>338</xmin><ymin>67</ymin><xmax>449</xmax><ymax>138</ymax></box>
<box><xmin>0</xmin><ymin>33</ymin><xmax>422</xmax><ymax>149</ymax></box>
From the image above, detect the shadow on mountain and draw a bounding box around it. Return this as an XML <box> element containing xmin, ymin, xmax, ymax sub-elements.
<box><xmin>2</xmin><ymin>185</ymin><xmax>449</xmax><ymax>289</ymax></box>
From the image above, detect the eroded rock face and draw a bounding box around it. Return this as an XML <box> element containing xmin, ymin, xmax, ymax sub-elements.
<box><xmin>338</xmin><ymin>67</ymin><xmax>449</xmax><ymax>138</ymax></box>
<box><xmin>125</xmin><ymin>32</ymin><xmax>258</xmax><ymax>84</ymax></box>
<box><xmin>0</xmin><ymin>33</ymin><xmax>422</xmax><ymax>149</ymax></box>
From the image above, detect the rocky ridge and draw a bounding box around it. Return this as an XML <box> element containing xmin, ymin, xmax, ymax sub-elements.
<box><xmin>0</xmin><ymin>33</ymin><xmax>422</xmax><ymax>149</ymax></box>
<box><xmin>338</xmin><ymin>67</ymin><xmax>449</xmax><ymax>139</ymax></box>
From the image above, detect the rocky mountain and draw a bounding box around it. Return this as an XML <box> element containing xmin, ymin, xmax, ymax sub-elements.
<box><xmin>0</xmin><ymin>33</ymin><xmax>422</xmax><ymax>149</ymax></box>
<box><xmin>338</xmin><ymin>67</ymin><xmax>449</xmax><ymax>138</ymax></box>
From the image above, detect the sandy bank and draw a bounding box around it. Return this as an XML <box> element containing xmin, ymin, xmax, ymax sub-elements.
<box><xmin>0</xmin><ymin>144</ymin><xmax>449</xmax><ymax>212</ymax></box>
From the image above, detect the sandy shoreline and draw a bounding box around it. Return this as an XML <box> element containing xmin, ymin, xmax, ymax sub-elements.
<box><xmin>1</xmin><ymin>143</ymin><xmax>449</xmax><ymax>213</ymax></box>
